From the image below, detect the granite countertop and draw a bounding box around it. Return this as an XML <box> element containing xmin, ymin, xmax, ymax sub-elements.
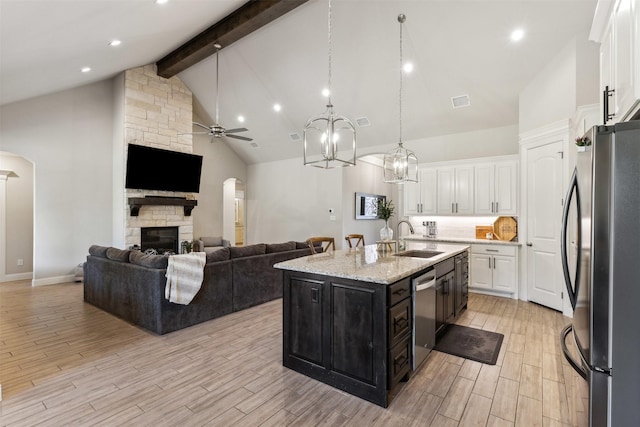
<box><xmin>274</xmin><ymin>242</ymin><xmax>469</xmax><ymax>285</ymax></box>
<box><xmin>402</xmin><ymin>235</ymin><xmax>522</xmax><ymax>247</ymax></box>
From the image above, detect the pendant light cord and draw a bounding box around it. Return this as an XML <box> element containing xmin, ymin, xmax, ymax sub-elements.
<box><xmin>399</xmin><ymin>14</ymin><xmax>405</xmax><ymax>145</ymax></box>
<box><xmin>327</xmin><ymin>0</ymin><xmax>333</xmax><ymax>106</ymax></box>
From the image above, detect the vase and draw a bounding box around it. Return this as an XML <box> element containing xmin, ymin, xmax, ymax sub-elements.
<box><xmin>380</xmin><ymin>221</ymin><xmax>393</xmax><ymax>241</ymax></box>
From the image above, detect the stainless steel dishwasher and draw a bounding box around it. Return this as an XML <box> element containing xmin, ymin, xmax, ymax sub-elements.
<box><xmin>413</xmin><ymin>267</ymin><xmax>436</xmax><ymax>370</ymax></box>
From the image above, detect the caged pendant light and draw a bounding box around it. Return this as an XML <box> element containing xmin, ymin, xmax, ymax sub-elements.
<box><xmin>303</xmin><ymin>0</ymin><xmax>356</xmax><ymax>169</ymax></box>
<box><xmin>383</xmin><ymin>14</ymin><xmax>418</xmax><ymax>184</ymax></box>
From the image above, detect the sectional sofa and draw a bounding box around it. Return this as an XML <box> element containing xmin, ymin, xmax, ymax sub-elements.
<box><xmin>83</xmin><ymin>241</ymin><xmax>315</xmax><ymax>334</ymax></box>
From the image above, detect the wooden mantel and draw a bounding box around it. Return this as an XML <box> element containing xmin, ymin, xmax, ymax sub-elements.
<box><xmin>128</xmin><ymin>197</ymin><xmax>197</xmax><ymax>217</ymax></box>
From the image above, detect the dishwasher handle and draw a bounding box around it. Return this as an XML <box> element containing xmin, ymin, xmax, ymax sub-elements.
<box><xmin>414</xmin><ymin>269</ymin><xmax>436</xmax><ymax>292</ymax></box>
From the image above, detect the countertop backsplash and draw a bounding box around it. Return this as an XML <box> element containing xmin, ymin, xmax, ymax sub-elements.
<box><xmin>403</xmin><ymin>216</ymin><xmax>514</xmax><ymax>240</ymax></box>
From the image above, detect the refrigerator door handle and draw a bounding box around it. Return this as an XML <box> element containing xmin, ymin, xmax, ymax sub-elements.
<box><xmin>561</xmin><ymin>168</ymin><xmax>582</xmax><ymax>310</ymax></box>
<box><xmin>560</xmin><ymin>324</ymin><xmax>588</xmax><ymax>380</ymax></box>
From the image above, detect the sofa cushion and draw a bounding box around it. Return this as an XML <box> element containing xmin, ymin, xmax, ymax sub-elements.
<box><xmin>106</xmin><ymin>248</ymin><xmax>131</xmax><ymax>262</ymax></box>
<box><xmin>200</xmin><ymin>236</ymin><xmax>223</xmax><ymax>247</ymax></box>
<box><xmin>88</xmin><ymin>245</ymin><xmax>109</xmax><ymax>258</ymax></box>
<box><xmin>266</xmin><ymin>241</ymin><xmax>296</xmax><ymax>253</ymax></box>
<box><xmin>229</xmin><ymin>244</ymin><xmax>266</xmax><ymax>259</ymax></box>
<box><xmin>295</xmin><ymin>241</ymin><xmax>310</xmax><ymax>249</ymax></box>
<box><xmin>206</xmin><ymin>247</ymin><xmax>230</xmax><ymax>262</ymax></box>
<box><xmin>129</xmin><ymin>251</ymin><xmax>169</xmax><ymax>269</ymax></box>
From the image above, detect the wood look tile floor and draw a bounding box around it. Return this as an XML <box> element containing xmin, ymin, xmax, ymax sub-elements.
<box><xmin>0</xmin><ymin>280</ymin><xmax>588</xmax><ymax>426</ymax></box>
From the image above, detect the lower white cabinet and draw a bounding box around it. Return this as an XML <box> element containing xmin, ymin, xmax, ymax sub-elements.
<box><xmin>470</xmin><ymin>244</ymin><xmax>517</xmax><ymax>296</ymax></box>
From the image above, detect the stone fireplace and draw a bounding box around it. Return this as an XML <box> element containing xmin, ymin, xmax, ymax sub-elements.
<box><xmin>141</xmin><ymin>226</ymin><xmax>179</xmax><ymax>254</ymax></box>
<box><xmin>121</xmin><ymin>64</ymin><xmax>195</xmax><ymax>250</ymax></box>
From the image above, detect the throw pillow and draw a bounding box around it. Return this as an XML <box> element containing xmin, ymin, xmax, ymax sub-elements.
<box><xmin>106</xmin><ymin>248</ymin><xmax>131</xmax><ymax>263</ymax></box>
<box><xmin>206</xmin><ymin>247</ymin><xmax>230</xmax><ymax>263</ymax></box>
<box><xmin>200</xmin><ymin>236</ymin><xmax>223</xmax><ymax>247</ymax></box>
<box><xmin>229</xmin><ymin>244</ymin><xmax>267</xmax><ymax>259</ymax></box>
<box><xmin>129</xmin><ymin>251</ymin><xmax>169</xmax><ymax>269</ymax></box>
<box><xmin>88</xmin><ymin>245</ymin><xmax>109</xmax><ymax>258</ymax></box>
<box><xmin>266</xmin><ymin>241</ymin><xmax>296</xmax><ymax>253</ymax></box>
<box><xmin>295</xmin><ymin>241</ymin><xmax>310</xmax><ymax>249</ymax></box>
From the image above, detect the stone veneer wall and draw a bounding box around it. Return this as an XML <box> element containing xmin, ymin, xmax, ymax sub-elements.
<box><xmin>123</xmin><ymin>64</ymin><xmax>195</xmax><ymax>250</ymax></box>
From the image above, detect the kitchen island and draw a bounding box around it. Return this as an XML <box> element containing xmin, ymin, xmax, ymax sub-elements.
<box><xmin>274</xmin><ymin>242</ymin><xmax>469</xmax><ymax>407</ymax></box>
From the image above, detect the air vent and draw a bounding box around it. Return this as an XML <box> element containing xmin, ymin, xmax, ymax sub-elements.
<box><xmin>451</xmin><ymin>94</ymin><xmax>471</xmax><ymax>109</ymax></box>
<box><xmin>288</xmin><ymin>132</ymin><xmax>302</xmax><ymax>142</ymax></box>
<box><xmin>250</xmin><ymin>142</ymin><xmax>260</xmax><ymax>149</ymax></box>
<box><xmin>355</xmin><ymin>117</ymin><xmax>371</xmax><ymax>127</ymax></box>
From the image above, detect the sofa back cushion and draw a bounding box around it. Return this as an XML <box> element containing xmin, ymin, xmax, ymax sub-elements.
<box><xmin>89</xmin><ymin>245</ymin><xmax>110</xmax><ymax>258</ymax></box>
<box><xmin>266</xmin><ymin>241</ymin><xmax>296</xmax><ymax>253</ymax></box>
<box><xmin>129</xmin><ymin>251</ymin><xmax>169</xmax><ymax>269</ymax></box>
<box><xmin>200</xmin><ymin>236</ymin><xmax>223</xmax><ymax>247</ymax></box>
<box><xmin>206</xmin><ymin>247</ymin><xmax>231</xmax><ymax>263</ymax></box>
<box><xmin>106</xmin><ymin>247</ymin><xmax>131</xmax><ymax>262</ymax></box>
<box><xmin>229</xmin><ymin>244</ymin><xmax>266</xmax><ymax>259</ymax></box>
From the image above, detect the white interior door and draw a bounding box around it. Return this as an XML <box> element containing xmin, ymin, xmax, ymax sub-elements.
<box><xmin>526</xmin><ymin>140</ymin><xmax>564</xmax><ymax>311</ymax></box>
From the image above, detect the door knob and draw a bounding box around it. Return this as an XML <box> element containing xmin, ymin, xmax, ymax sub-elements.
<box><xmin>526</xmin><ymin>242</ymin><xmax>533</xmax><ymax>247</ymax></box>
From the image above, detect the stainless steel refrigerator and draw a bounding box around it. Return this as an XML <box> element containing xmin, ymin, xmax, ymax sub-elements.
<box><xmin>561</xmin><ymin>121</ymin><xmax>640</xmax><ymax>427</ymax></box>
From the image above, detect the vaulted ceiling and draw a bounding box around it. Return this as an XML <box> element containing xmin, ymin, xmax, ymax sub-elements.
<box><xmin>0</xmin><ymin>0</ymin><xmax>598</xmax><ymax>164</ymax></box>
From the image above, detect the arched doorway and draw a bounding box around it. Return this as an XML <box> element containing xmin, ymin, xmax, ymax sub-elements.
<box><xmin>223</xmin><ymin>178</ymin><xmax>245</xmax><ymax>246</ymax></box>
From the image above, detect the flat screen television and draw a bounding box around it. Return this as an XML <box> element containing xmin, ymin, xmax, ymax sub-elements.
<box><xmin>125</xmin><ymin>144</ymin><xmax>203</xmax><ymax>193</ymax></box>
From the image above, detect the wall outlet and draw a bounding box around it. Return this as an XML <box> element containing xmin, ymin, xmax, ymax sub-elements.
<box><xmin>17</xmin><ymin>259</ymin><xmax>23</xmax><ymax>266</ymax></box>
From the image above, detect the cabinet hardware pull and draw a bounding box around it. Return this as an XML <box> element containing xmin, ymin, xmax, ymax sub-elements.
<box><xmin>456</xmin><ymin>202</ymin><xmax>458</xmax><ymax>213</ymax></box>
<box><xmin>603</xmin><ymin>85</ymin><xmax>615</xmax><ymax>123</ymax></box>
<box><xmin>394</xmin><ymin>317</ymin><xmax>408</xmax><ymax>329</ymax></box>
<box><xmin>491</xmin><ymin>202</ymin><xmax>494</xmax><ymax>213</ymax></box>
<box><xmin>452</xmin><ymin>203</ymin><xmax>454</xmax><ymax>213</ymax></box>
<box><xmin>485</xmin><ymin>249</ymin><xmax>499</xmax><ymax>252</ymax></box>
<box><xmin>526</xmin><ymin>242</ymin><xmax>533</xmax><ymax>247</ymax></box>
<box><xmin>394</xmin><ymin>288</ymin><xmax>407</xmax><ymax>296</ymax></box>
<box><xmin>488</xmin><ymin>258</ymin><xmax>492</xmax><ymax>269</ymax></box>
<box><xmin>496</xmin><ymin>202</ymin><xmax>499</xmax><ymax>212</ymax></box>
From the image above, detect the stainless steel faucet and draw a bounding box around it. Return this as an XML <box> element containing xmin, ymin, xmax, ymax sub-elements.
<box><xmin>396</xmin><ymin>220</ymin><xmax>415</xmax><ymax>252</ymax></box>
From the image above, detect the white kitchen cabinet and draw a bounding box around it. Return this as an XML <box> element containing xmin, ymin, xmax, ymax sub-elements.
<box><xmin>470</xmin><ymin>244</ymin><xmax>517</xmax><ymax>296</ymax></box>
<box><xmin>594</xmin><ymin>0</ymin><xmax>639</xmax><ymax>124</ymax></box>
<box><xmin>474</xmin><ymin>161</ymin><xmax>517</xmax><ymax>215</ymax></box>
<box><xmin>436</xmin><ymin>166</ymin><xmax>474</xmax><ymax>215</ymax></box>
<box><xmin>403</xmin><ymin>169</ymin><xmax>436</xmax><ymax>215</ymax></box>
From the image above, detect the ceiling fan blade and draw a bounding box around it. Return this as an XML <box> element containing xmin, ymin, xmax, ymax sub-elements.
<box><xmin>193</xmin><ymin>122</ymin><xmax>212</xmax><ymax>131</ymax></box>
<box><xmin>187</xmin><ymin>131</ymin><xmax>212</xmax><ymax>135</ymax></box>
<box><xmin>226</xmin><ymin>134</ymin><xmax>253</xmax><ymax>142</ymax></box>
<box><xmin>224</xmin><ymin>127</ymin><xmax>249</xmax><ymax>134</ymax></box>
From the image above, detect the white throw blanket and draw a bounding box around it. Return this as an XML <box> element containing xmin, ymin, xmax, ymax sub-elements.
<box><xmin>165</xmin><ymin>252</ymin><xmax>206</xmax><ymax>305</ymax></box>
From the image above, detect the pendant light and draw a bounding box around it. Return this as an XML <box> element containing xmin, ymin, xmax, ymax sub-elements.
<box><xmin>303</xmin><ymin>0</ymin><xmax>356</xmax><ymax>168</ymax></box>
<box><xmin>383</xmin><ymin>14</ymin><xmax>418</xmax><ymax>184</ymax></box>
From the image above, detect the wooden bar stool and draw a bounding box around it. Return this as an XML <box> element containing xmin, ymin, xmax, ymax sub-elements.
<box><xmin>344</xmin><ymin>234</ymin><xmax>365</xmax><ymax>248</ymax></box>
<box><xmin>306</xmin><ymin>237</ymin><xmax>336</xmax><ymax>254</ymax></box>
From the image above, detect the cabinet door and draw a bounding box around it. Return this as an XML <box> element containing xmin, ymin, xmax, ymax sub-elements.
<box><xmin>435</xmin><ymin>282</ymin><xmax>445</xmax><ymax>333</ymax></box>
<box><xmin>470</xmin><ymin>253</ymin><xmax>492</xmax><ymax>289</ymax></box>
<box><xmin>419</xmin><ymin>169</ymin><xmax>437</xmax><ymax>215</ymax></box>
<box><xmin>288</xmin><ymin>278</ymin><xmax>324</xmax><ymax>366</ymax></box>
<box><xmin>403</xmin><ymin>181</ymin><xmax>421</xmax><ymax>215</ymax></box>
<box><xmin>494</xmin><ymin>161</ymin><xmax>517</xmax><ymax>215</ymax></box>
<box><xmin>436</xmin><ymin>167</ymin><xmax>455</xmax><ymax>214</ymax></box>
<box><xmin>492</xmin><ymin>255</ymin><xmax>516</xmax><ymax>293</ymax></box>
<box><xmin>613</xmin><ymin>0</ymin><xmax>635</xmax><ymax>120</ymax></box>
<box><xmin>330</xmin><ymin>282</ymin><xmax>379</xmax><ymax>385</ymax></box>
<box><xmin>454</xmin><ymin>166</ymin><xmax>474</xmax><ymax>214</ymax></box>
<box><xmin>444</xmin><ymin>271</ymin><xmax>455</xmax><ymax>323</ymax></box>
<box><xmin>601</xmin><ymin>26</ymin><xmax>615</xmax><ymax>125</ymax></box>
<box><xmin>474</xmin><ymin>163</ymin><xmax>495</xmax><ymax>215</ymax></box>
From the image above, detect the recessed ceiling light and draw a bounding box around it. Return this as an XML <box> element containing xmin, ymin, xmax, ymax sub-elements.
<box><xmin>155</xmin><ymin>0</ymin><xmax>169</xmax><ymax>4</ymax></box>
<box><xmin>109</xmin><ymin>40</ymin><xmax>121</xmax><ymax>47</ymax></box>
<box><xmin>273</xmin><ymin>104</ymin><xmax>282</xmax><ymax>112</ymax></box>
<box><xmin>511</xmin><ymin>28</ymin><xmax>525</xmax><ymax>42</ymax></box>
<box><xmin>237</xmin><ymin>115</ymin><xmax>245</xmax><ymax>123</ymax></box>
<box><xmin>322</xmin><ymin>88</ymin><xmax>330</xmax><ymax>97</ymax></box>
<box><xmin>81</xmin><ymin>67</ymin><xmax>91</xmax><ymax>73</ymax></box>
<box><xmin>403</xmin><ymin>62</ymin><xmax>414</xmax><ymax>73</ymax></box>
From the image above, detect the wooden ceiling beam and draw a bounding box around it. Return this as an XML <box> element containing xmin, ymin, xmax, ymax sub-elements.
<box><xmin>156</xmin><ymin>0</ymin><xmax>309</xmax><ymax>78</ymax></box>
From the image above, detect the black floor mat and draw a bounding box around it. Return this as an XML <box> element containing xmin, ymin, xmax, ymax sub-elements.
<box><xmin>434</xmin><ymin>324</ymin><xmax>504</xmax><ymax>365</ymax></box>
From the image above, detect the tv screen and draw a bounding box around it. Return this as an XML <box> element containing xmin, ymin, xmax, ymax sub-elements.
<box><xmin>125</xmin><ymin>144</ymin><xmax>203</xmax><ymax>193</ymax></box>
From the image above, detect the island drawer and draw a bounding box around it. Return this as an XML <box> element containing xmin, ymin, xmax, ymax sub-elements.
<box><xmin>388</xmin><ymin>278</ymin><xmax>411</xmax><ymax>306</ymax></box>
<box><xmin>471</xmin><ymin>244</ymin><xmax>516</xmax><ymax>256</ymax></box>
<box><xmin>388</xmin><ymin>336</ymin><xmax>411</xmax><ymax>387</ymax></box>
<box><xmin>388</xmin><ymin>298</ymin><xmax>411</xmax><ymax>346</ymax></box>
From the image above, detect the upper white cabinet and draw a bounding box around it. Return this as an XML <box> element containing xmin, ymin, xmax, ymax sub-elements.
<box><xmin>436</xmin><ymin>166</ymin><xmax>474</xmax><ymax>215</ymax></box>
<box><xmin>404</xmin><ymin>169</ymin><xmax>437</xmax><ymax>215</ymax></box>
<box><xmin>474</xmin><ymin>161</ymin><xmax>518</xmax><ymax>215</ymax></box>
<box><xmin>594</xmin><ymin>0</ymin><xmax>639</xmax><ymax>123</ymax></box>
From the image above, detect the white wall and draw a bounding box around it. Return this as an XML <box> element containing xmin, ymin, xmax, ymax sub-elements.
<box><xmin>247</xmin><ymin>158</ymin><xmax>344</xmax><ymax>246</ymax></box>
<box><xmin>0</xmin><ymin>81</ymin><xmax>115</xmax><ymax>284</ymax></box>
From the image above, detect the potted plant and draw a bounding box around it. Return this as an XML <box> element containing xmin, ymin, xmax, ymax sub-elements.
<box><xmin>575</xmin><ymin>136</ymin><xmax>591</xmax><ymax>151</ymax></box>
<box><xmin>377</xmin><ymin>198</ymin><xmax>395</xmax><ymax>241</ymax></box>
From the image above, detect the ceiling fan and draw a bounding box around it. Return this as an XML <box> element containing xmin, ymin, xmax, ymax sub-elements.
<box><xmin>187</xmin><ymin>43</ymin><xmax>253</xmax><ymax>142</ymax></box>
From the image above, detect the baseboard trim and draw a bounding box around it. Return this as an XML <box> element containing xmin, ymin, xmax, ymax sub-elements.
<box><xmin>32</xmin><ymin>275</ymin><xmax>76</xmax><ymax>287</ymax></box>
<box><xmin>0</xmin><ymin>272</ymin><xmax>33</xmax><ymax>283</ymax></box>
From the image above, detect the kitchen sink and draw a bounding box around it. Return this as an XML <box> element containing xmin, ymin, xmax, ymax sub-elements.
<box><xmin>394</xmin><ymin>250</ymin><xmax>443</xmax><ymax>259</ymax></box>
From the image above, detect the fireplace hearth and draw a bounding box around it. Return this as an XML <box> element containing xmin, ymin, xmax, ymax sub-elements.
<box><xmin>141</xmin><ymin>226</ymin><xmax>179</xmax><ymax>254</ymax></box>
